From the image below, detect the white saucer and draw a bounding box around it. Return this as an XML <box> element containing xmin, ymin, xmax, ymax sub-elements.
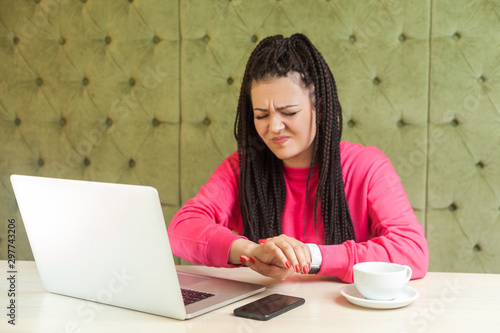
<box><xmin>340</xmin><ymin>284</ymin><xmax>419</xmax><ymax>309</ymax></box>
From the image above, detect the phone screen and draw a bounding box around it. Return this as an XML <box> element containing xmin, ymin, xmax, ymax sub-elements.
<box><xmin>234</xmin><ymin>294</ymin><xmax>305</xmax><ymax>321</ymax></box>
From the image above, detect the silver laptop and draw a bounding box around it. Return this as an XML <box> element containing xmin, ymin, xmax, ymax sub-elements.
<box><xmin>10</xmin><ymin>174</ymin><xmax>265</xmax><ymax>320</ymax></box>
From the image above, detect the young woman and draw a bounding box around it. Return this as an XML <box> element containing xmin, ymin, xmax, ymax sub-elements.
<box><xmin>168</xmin><ymin>33</ymin><xmax>428</xmax><ymax>283</ymax></box>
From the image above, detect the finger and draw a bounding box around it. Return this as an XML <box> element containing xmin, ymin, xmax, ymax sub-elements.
<box><xmin>288</xmin><ymin>242</ymin><xmax>311</xmax><ymax>274</ymax></box>
<box><xmin>295</xmin><ymin>243</ymin><xmax>312</xmax><ymax>274</ymax></box>
<box><xmin>255</xmin><ymin>237</ymin><xmax>292</xmax><ymax>269</ymax></box>
<box><xmin>265</xmin><ymin>241</ymin><xmax>294</xmax><ymax>271</ymax></box>
<box><xmin>271</xmin><ymin>236</ymin><xmax>311</xmax><ymax>274</ymax></box>
<box><xmin>244</xmin><ymin>256</ymin><xmax>294</xmax><ymax>280</ymax></box>
<box><xmin>238</xmin><ymin>255</ymin><xmax>254</xmax><ymax>266</ymax></box>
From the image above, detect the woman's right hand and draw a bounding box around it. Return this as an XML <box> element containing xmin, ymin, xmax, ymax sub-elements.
<box><xmin>229</xmin><ymin>236</ymin><xmax>312</xmax><ymax>280</ymax></box>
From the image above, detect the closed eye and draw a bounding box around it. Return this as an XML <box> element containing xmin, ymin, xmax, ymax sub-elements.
<box><xmin>253</xmin><ymin>105</ymin><xmax>300</xmax><ymax>120</ymax></box>
<box><xmin>254</xmin><ymin>112</ymin><xmax>297</xmax><ymax>120</ymax></box>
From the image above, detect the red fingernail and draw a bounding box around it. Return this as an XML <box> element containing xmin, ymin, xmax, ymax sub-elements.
<box><xmin>295</xmin><ymin>264</ymin><xmax>300</xmax><ymax>273</ymax></box>
<box><xmin>285</xmin><ymin>261</ymin><xmax>291</xmax><ymax>269</ymax></box>
<box><xmin>258</xmin><ymin>239</ymin><xmax>267</xmax><ymax>244</ymax></box>
<box><xmin>304</xmin><ymin>265</ymin><xmax>310</xmax><ymax>275</ymax></box>
<box><xmin>239</xmin><ymin>256</ymin><xmax>246</xmax><ymax>264</ymax></box>
<box><xmin>249</xmin><ymin>257</ymin><xmax>256</xmax><ymax>264</ymax></box>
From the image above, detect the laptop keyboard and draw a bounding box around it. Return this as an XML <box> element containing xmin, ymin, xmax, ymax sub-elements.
<box><xmin>181</xmin><ymin>288</ymin><xmax>215</xmax><ymax>306</ymax></box>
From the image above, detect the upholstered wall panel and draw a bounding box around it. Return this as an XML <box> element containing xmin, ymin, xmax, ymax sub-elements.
<box><xmin>323</xmin><ymin>0</ymin><xmax>430</xmax><ymax>224</ymax></box>
<box><xmin>1</xmin><ymin>0</ymin><xmax>499</xmax><ymax>274</ymax></box>
<box><xmin>427</xmin><ymin>0</ymin><xmax>500</xmax><ymax>272</ymax></box>
<box><xmin>0</xmin><ymin>0</ymin><xmax>180</xmax><ymax>260</ymax></box>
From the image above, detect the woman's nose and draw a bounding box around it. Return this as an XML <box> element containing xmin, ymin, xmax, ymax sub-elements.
<box><xmin>269</xmin><ymin>114</ymin><xmax>285</xmax><ymax>133</ymax></box>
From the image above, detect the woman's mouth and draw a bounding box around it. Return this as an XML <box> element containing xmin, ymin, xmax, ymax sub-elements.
<box><xmin>271</xmin><ymin>136</ymin><xmax>289</xmax><ymax>145</ymax></box>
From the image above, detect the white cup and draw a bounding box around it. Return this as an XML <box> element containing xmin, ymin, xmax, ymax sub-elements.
<box><xmin>353</xmin><ymin>262</ymin><xmax>412</xmax><ymax>301</ymax></box>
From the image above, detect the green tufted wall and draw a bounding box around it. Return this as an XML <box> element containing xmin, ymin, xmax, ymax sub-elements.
<box><xmin>0</xmin><ymin>0</ymin><xmax>499</xmax><ymax>274</ymax></box>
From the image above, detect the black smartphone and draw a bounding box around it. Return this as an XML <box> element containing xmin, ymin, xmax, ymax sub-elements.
<box><xmin>233</xmin><ymin>293</ymin><xmax>305</xmax><ymax>321</ymax></box>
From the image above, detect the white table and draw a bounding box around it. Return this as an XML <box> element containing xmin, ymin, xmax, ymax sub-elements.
<box><xmin>1</xmin><ymin>261</ymin><xmax>499</xmax><ymax>332</ymax></box>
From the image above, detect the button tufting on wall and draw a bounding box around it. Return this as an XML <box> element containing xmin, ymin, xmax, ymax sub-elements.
<box><xmin>59</xmin><ymin>37</ymin><xmax>66</xmax><ymax>45</ymax></box>
<box><xmin>34</xmin><ymin>0</ymin><xmax>41</xmax><ymax>4</ymax></box>
<box><xmin>202</xmin><ymin>34</ymin><xmax>210</xmax><ymax>43</ymax></box>
<box><xmin>451</xmin><ymin>118</ymin><xmax>459</xmax><ymax>127</ymax></box>
<box><xmin>349</xmin><ymin>35</ymin><xmax>356</xmax><ymax>44</ymax></box>
<box><xmin>14</xmin><ymin>117</ymin><xmax>21</xmax><ymax>126</ymax></box>
<box><xmin>347</xmin><ymin>119</ymin><xmax>356</xmax><ymax>128</ymax></box>
<box><xmin>13</xmin><ymin>36</ymin><xmax>20</xmax><ymax>45</ymax></box>
<box><xmin>449</xmin><ymin>203</ymin><xmax>457</xmax><ymax>211</ymax></box>
<box><xmin>152</xmin><ymin>117</ymin><xmax>161</xmax><ymax>126</ymax></box>
<box><xmin>129</xmin><ymin>158</ymin><xmax>136</xmax><ymax>168</ymax></box>
<box><xmin>153</xmin><ymin>35</ymin><xmax>161</xmax><ymax>44</ymax></box>
<box><xmin>106</xmin><ymin>117</ymin><xmax>113</xmax><ymax>127</ymax></box>
<box><xmin>399</xmin><ymin>33</ymin><xmax>407</xmax><ymax>43</ymax></box>
<box><xmin>473</xmin><ymin>244</ymin><xmax>482</xmax><ymax>252</ymax></box>
<box><xmin>227</xmin><ymin>77</ymin><xmax>234</xmax><ymax>85</ymax></box>
<box><xmin>251</xmin><ymin>35</ymin><xmax>258</xmax><ymax>43</ymax></box>
<box><xmin>204</xmin><ymin>117</ymin><xmax>211</xmax><ymax>126</ymax></box>
<box><xmin>36</xmin><ymin>77</ymin><xmax>43</xmax><ymax>86</ymax></box>
<box><xmin>397</xmin><ymin>119</ymin><xmax>406</xmax><ymax>128</ymax></box>
<box><xmin>105</xmin><ymin>36</ymin><xmax>112</xmax><ymax>44</ymax></box>
<box><xmin>81</xmin><ymin>0</ymin><xmax>87</xmax><ymax>3</ymax></box>
<box><xmin>38</xmin><ymin>158</ymin><xmax>44</xmax><ymax>167</ymax></box>
<box><xmin>129</xmin><ymin>77</ymin><xmax>136</xmax><ymax>86</ymax></box>
<box><xmin>373</xmin><ymin>77</ymin><xmax>381</xmax><ymax>86</ymax></box>
<box><xmin>478</xmin><ymin>75</ymin><xmax>487</xmax><ymax>84</ymax></box>
<box><xmin>476</xmin><ymin>161</ymin><xmax>484</xmax><ymax>169</ymax></box>
<box><xmin>83</xmin><ymin>157</ymin><xmax>91</xmax><ymax>167</ymax></box>
<box><xmin>129</xmin><ymin>0</ymin><xmax>134</xmax><ymax>3</ymax></box>
<box><xmin>452</xmin><ymin>32</ymin><xmax>461</xmax><ymax>41</ymax></box>
<box><xmin>60</xmin><ymin>117</ymin><xmax>67</xmax><ymax>126</ymax></box>
<box><xmin>82</xmin><ymin>77</ymin><xmax>89</xmax><ymax>86</ymax></box>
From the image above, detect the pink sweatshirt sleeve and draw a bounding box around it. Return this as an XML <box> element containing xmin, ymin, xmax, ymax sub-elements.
<box><xmin>317</xmin><ymin>144</ymin><xmax>429</xmax><ymax>283</ymax></box>
<box><xmin>168</xmin><ymin>152</ymin><xmax>246</xmax><ymax>268</ymax></box>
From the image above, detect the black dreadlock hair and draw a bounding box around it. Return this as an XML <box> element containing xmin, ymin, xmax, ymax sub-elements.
<box><xmin>234</xmin><ymin>33</ymin><xmax>356</xmax><ymax>245</ymax></box>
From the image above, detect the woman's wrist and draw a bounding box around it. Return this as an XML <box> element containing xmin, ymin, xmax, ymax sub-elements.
<box><xmin>305</xmin><ymin>243</ymin><xmax>322</xmax><ymax>274</ymax></box>
<box><xmin>228</xmin><ymin>238</ymin><xmax>258</xmax><ymax>265</ymax></box>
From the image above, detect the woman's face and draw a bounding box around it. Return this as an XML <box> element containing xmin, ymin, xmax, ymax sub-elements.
<box><xmin>251</xmin><ymin>74</ymin><xmax>316</xmax><ymax>168</ymax></box>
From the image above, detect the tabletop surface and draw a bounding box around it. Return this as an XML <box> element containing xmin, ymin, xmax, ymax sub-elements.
<box><xmin>1</xmin><ymin>261</ymin><xmax>500</xmax><ymax>333</ymax></box>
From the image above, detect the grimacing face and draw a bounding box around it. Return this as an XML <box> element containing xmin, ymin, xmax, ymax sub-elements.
<box><xmin>251</xmin><ymin>73</ymin><xmax>316</xmax><ymax>168</ymax></box>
